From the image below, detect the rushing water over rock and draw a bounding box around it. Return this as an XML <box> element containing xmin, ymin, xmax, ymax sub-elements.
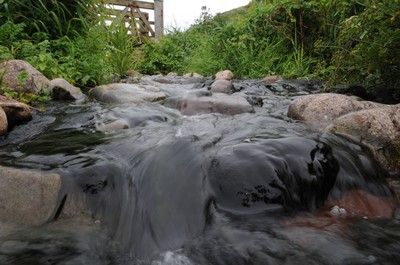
<box><xmin>0</xmin><ymin>76</ymin><xmax>399</xmax><ymax>264</ymax></box>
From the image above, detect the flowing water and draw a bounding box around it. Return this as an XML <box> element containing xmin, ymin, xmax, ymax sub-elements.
<box><xmin>0</xmin><ymin>76</ymin><xmax>399</xmax><ymax>265</ymax></box>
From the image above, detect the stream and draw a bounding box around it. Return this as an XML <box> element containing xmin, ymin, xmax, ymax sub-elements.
<box><xmin>0</xmin><ymin>76</ymin><xmax>399</xmax><ymax>265</ymax></box>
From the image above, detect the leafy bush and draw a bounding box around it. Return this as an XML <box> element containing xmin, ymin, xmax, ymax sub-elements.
<box><xmin>135</xmin><ymin>0</ymin><xmax>399</xmax><ymax>101</ymax></box>
<box><xmin>136</xmin><ymin>28</ymin><xmax>200</xmax><ymax>75</ymax></box>
<box><xmin>0</xmin><ymin>2</ymin><xmax>129</xmax><ymax>86</ymax></box>
<box><xmin>135</xmin><ymin>0</ymin><xmax>331</xmax><ymax>78</ymax></box>
<box><xmin>328</xmin><ymin>0</ymin><xmax>400</xmax><ymax>90</ymax></box>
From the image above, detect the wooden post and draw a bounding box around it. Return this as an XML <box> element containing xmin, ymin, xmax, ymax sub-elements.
<box><xmin>154</xmin><ymin>0</ymin><xmax>164</xmax><ymax>38</ymax></box>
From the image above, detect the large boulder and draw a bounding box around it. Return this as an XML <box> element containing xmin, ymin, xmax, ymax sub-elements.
<box><xmin>215</xmin><ymin>70</ymin><xmax>234</xmax><ymax>81</ymax></box>
<box><xmin>0</xmin><ymin>95</ymin><xmax>32</xmax><ymax>129</ymax></box>
<box><xmin>177</xmin><ymin>93</ymin><xmax>254</xmax><ymax>116</ymax></box>
<box><xmin>0</xmin><ymin>107</ymin><xmax>7</xmax><ymax>135</ymax></box>
<box><xmin>327</xmin><ymin>104</ymin><xmax>400</xmax><ymax>176</ymax></box>
<box><xmin>288</xmin><ymin>93</ymin><xmax>383</xmax><ymax>130</ymax></box>
<box><xmin>49</xmin><ymin>78</ymin><xmax>86</xmax><ymax>101</ymax></box>
<box><xmin>210</xmin><ymin>79</ymin><xmax>234</xmax><ymax>94</ymax></box>
<box><xmin>89</xmin><ymin>83</ymin><xmax>167</xmax><ymax>104</ymax></box>
<box><xmin>0</xmin><ymin>166</ymin><xmax>62</xmax><ymax>227</ymax></box>
<box><xmin>0</xmin><ymin>60</ymin><xmax>50</xmax><ymax>93</ymax></box>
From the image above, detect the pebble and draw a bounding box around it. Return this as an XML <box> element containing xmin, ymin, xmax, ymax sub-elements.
<box><xmin>330</xmin><ymin>205</ymin><xmax>347</xmax><ymax>216</ymax></box>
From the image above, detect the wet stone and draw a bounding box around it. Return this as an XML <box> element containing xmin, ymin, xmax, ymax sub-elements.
<box><xmin>89</xmin><ymin>83</ymin><xmax>167</xmax><ymax>104</ymax></box>
<box><xmin>0</xmin><ymin>166</ymin><xmax>62</xmax><ymax>227</ymax></box>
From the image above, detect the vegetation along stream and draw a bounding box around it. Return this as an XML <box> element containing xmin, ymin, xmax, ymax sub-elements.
<box><xmin>0</xmin><ymin>76</ymin><xmax>399</xmax><ymax>264</ymax></box>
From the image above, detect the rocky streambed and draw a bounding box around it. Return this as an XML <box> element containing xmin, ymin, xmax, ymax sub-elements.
<box><xmin>0</xmin><ymin>64</ymin><xmax>400</xmax><ymax>264</ymax></box>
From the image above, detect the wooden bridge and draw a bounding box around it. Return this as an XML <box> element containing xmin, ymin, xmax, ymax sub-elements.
<box><xmin>101</xmin><ymin>0</ymin><xmax>164</xmax><ymax>41</ymax></box>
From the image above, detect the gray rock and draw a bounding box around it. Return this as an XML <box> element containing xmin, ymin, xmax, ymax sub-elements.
<box><xmin>177</xmin><ymin>93</ymin><xmax>254</xmax><ymax>116</ymax></box>
<box><xmin>210</xmin><ymin>79</ymin><xmax>234</xmax><ymax>94</ymax></box>
<box><xmin>49</xmin><ymin>78</ymin><xmax>86</xmax><ymax>101</ymax></box>
<box><xmin>0</xmin><ymin>107</ymin><xmax>7</xmax><ymax>135</ymax></box>
<box><xmin>0</xmin><ymin>166</ymin><xmax>62</xmax><ymax>226</ymax></box>
<box><xmin>215</xmin><ymin>70</ymin><xmax>234</xmax><ymax>81</ymax></box>
<box><xmin>0</xmin><ymin>60</ymin><xmax>50</xmax><ymax>93</ymax></box>
<box><xmin>89</xmin><ymin>83</ymin><xmax>167</xmax><ymax>104</ymax></box>
<box><xmin>288</xmin><ymin>93</ymin><xmax>383</xmax><ymax>130</ymax></box>
<box><xmin>327</xmin><ymin>104</ymin><xmax>400</xmax><ymax>176</ymax></box>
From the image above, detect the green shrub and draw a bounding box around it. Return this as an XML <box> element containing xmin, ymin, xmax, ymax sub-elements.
<box><xmin>136</xmin><ymin>0</ymin><xmax>399</xmax><ymax>95</ymax></box>
<box><xmin>328</xmin><ymin>0</ymin><xmax>400</xmax><ymax>90</ymax></box>
<box><xmin>136</xmin><ymin>28</ymin><xmax>200</xmax><ymax>75</ymax></box>
<box><xmin>136</xmin><ymin>0</ymin><xmax>333</xmax><ymax>78</ymax></box>
<box><xmin>0</xmin><ymin>3</ymin><xmax>119</xmax><ymax>87</ymax></box>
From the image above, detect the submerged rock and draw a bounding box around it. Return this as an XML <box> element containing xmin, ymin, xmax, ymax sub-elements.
<box><xmin>177</xmin><ymin>93</ymin><xmax>254</xmax><ymax>116</ymax></box>
<box><xmin>325</xmin><ymin>190</ymin><xmax>397</xmax><ymax>219</ymax></box>
<box><xmin>0</xmin><ymin>166</ymin><xmax>62</xmax><ymax>227</ymax></box>
<box><xmin>209</xmin><ymin>135</ymin><xmax>394</xmax><ymax>215</ymax></box>
<box><xmin>0</xmin><ymin>60</ymin><xmax>50</xmax><ymax>93</ymax></box>
<box><xmin>288</xmin><ymin>93</ymin><xmax>382</xmax><ymax>130</ymax></box>
<box><xmin>89</xmin><ymin>83</ymin><xmax>167</xmax><ymax>104</ymax></box>
<box><xmin>209</xmin><ymin>137</ymin><xmax>340</xmax><ymax>214</ymax></box>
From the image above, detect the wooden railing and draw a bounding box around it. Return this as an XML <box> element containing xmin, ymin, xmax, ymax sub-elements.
<box><xmin>100</xmin><ymin>0</ymin><xmax>164</xmax><ymax>41</ymax></box>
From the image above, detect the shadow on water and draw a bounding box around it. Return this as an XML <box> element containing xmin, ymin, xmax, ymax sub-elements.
<box><xmin>0</xmin><ymin>79</ymin><xmax>399</xmax><ymax>264</ymax></box>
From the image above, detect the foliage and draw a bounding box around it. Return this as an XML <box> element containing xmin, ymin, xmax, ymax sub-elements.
<box><xmin>135</xmin><ymin>1</ymin><xmax>330</xmax><ymax>78</ymax></box>
<box><xmin>134</xmin><ymin>27</ymin><xmax>191</xmax><ymax>75</ymax></box>
<box><xmin>328</xmin><ymin>0</ymin><xmax>400</xmax><ymax>91</ymax></box>
<box><xmin>105</xmin><ymin>15</ymin><xmax>138</xmax><ymax>78</ymax></box>
<box><xmin>136</xmin><ymin>0</ymin><xmax>400</xmax><ymax>97</ymax></box>
<box><xmin>0</xmin><ymin>1</ymin><xmax>132</xmax><ymax>86</ymax></box>
<box><xmin>0</xmin><ymin>0</ymin><xmax>399</xmax><ymax>101</ymax></box>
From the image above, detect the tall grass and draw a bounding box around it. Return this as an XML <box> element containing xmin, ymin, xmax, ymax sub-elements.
<box><xmin>135</xmin><ymin>0</ymin><xmax>399</xmax><ymax>92</ymax></box>
<box><xmin>135</xmin><ymin>0</ymin><xmax>324</xmax><ymax>79</ymax></box>
<box><xmin>106</xmin><ymin>16</ymin><xmax>138</xmax><ymax>77</ymax></box>
<box><xmin>0</xmin><ymin>0</ymin><xmax>140</xmax><ymax>85</ymax></box>
<box><xmin>0</xmin><ymin>0</ymin><xmax>95</xmax><ymax>39</ymax></box>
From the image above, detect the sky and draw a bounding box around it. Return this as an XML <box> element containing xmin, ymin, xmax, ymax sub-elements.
<box><xmin>163</xmin><ymin>0</ymin><xmax>251</xmax><ymax>29</ymax></box>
